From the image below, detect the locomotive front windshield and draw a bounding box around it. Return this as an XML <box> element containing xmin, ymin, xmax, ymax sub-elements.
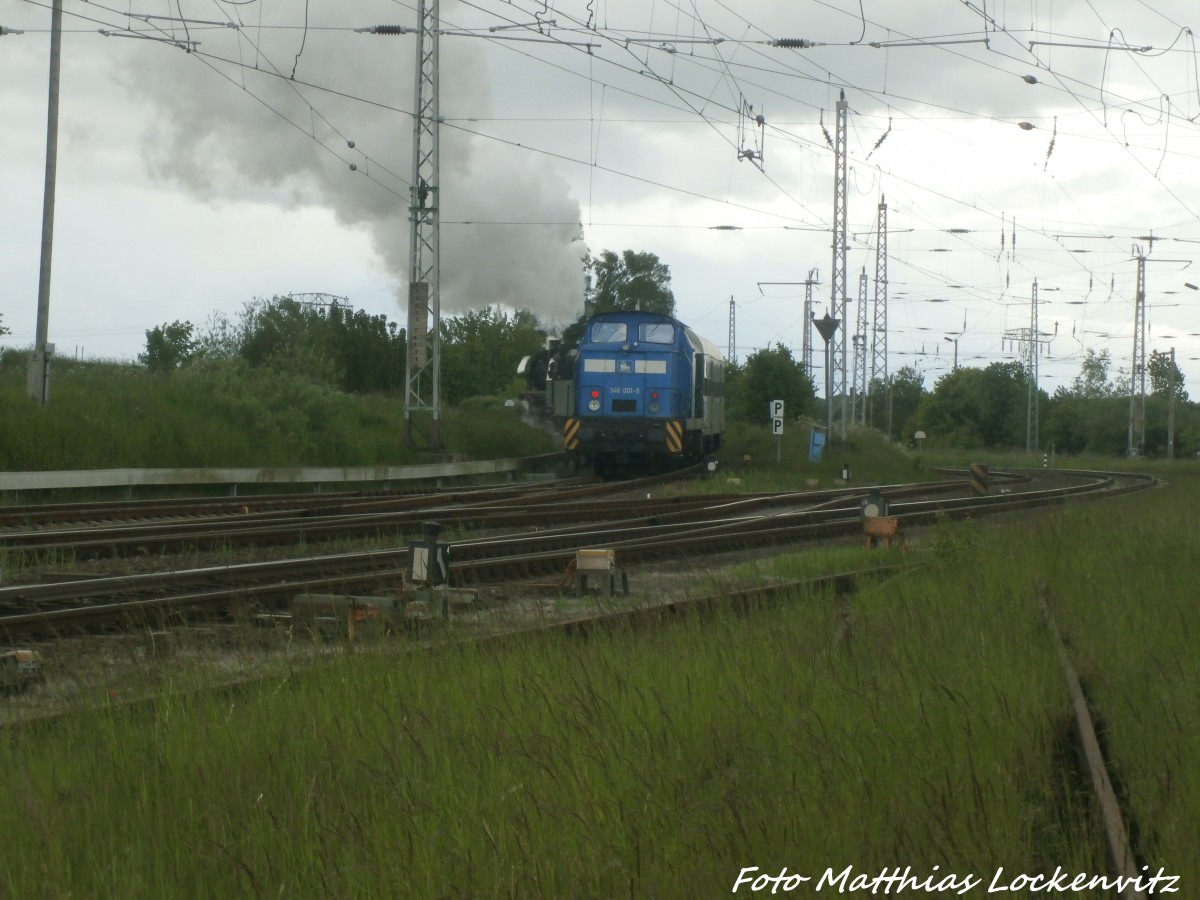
<box><xmin>589</xmin><ymin>321</ymin><xmax>676</xmax><ymax>344</ymax></box>
<box><xmin>590</xmin><ymin>321</ymin><xmax>627</xmax><ymax>343</ymax></box>
<box><xmin>639</xmin><ymin>323</ymin><xmax>674</xmax><ymax>343</ymax></box>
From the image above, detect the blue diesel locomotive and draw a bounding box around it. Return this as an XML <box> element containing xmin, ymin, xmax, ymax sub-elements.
<box><xmin>557</xmin><ymin>311</ymin><xmax>725</xmax><ymax>475</ymax></box>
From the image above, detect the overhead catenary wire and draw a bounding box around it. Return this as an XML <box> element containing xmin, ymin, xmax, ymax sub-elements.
<box><xmin>11</xmin><ymin>0</ymin><xmax>1200</xmax><ymax>381</ymax></box>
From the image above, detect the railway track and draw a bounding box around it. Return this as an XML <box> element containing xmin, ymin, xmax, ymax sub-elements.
<box><xmin>0</xmin><ymin>472</ymin><xmax>588</xmax><ymax>532</ymax></box>
<box><xmin>0</xmin><ymin>468</ymin><xmax>1156</xmax><ymax>640</ymax></box>
<box><xmin>0</xmin><ymin>481</ymin><xmax>971</xmax><ymax>560</ymax></box>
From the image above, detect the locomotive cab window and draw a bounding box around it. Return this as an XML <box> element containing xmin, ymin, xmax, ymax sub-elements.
<box><xmin>591</xmin><ymin>321</ymin><xmax>627</xmax><ymax>343</ymax></box>
<box><xmin>639</xmin><ymin>323</ymin><xmax>674</xmax><ymax>344</ymax></box>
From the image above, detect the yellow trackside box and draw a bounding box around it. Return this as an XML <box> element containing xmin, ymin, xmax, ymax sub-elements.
<box><xmin>576</xmin><ymin>549</ymin><xmax>616</xmax><ymax>571</ymax></box>
<box><xmin>862</xmin><ymin>516</ymin><xmax>902</xmax><ymax>549</ymax></box>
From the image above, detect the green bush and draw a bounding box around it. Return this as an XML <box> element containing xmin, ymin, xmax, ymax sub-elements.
<box><xmin>0</xmin><ymin>359</ymin><xmax>553</xmax><ymax>471</ymax></box>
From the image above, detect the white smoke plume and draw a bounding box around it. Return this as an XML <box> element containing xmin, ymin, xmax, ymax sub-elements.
<box><xmin>125</xmin><ymin>0</ymin><xmax>587</xmax><ymax>325</ymax></box>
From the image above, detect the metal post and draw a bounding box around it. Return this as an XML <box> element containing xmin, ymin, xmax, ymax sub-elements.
<box><xmin>854</xmin><ymin>268</ymin><xmax>868</xmax><ymax>424</ymax></box>
<box><xmin>825</xmin><ymin>341</ymin><xmax>833</xmax><ymax>438</ymax></box>
<box><xmin>28</xmin><ymin>0</ymin><xmax>62</xmax><ymax>405</ymax></box>
<box><xmin>1128</xmin><ymin>253</ymin><xmax>1146</xmax><ymax>457</ymax></box>
<box><xmin>727</xmin><ymin>296</ymin><xmax>736</xmax><ymax>365</ymax></box>
<box><xmin>1027</xmin><ymin>278</ymin><xmax>1039</xmax><ymax>451</ymax></box>
<box><xmin>1168</xmin><ymin>347</ymin><xmax>1176</xmax><ymax>460</ymax></box>
<box><xmin>944</xmin><ymin>335</ymin><xmax>958</xmax><ymax>370</ymax></box>
<box><xmin>814</xmin><ymin>313</ymin><xmax>840</xmax><ymax>442</ymax></box>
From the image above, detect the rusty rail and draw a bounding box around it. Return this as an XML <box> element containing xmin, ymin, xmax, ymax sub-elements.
<box><xmin>1038</xmin><ymin>585</ymin><xmax>1146</xmax><ymax>899</ymax></box>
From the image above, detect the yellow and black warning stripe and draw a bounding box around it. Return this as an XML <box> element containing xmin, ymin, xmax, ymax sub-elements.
<box><xmin>665</xmin><ymin>420</ymin><xmax>684</xmax><ymax>454</ymax></box>
<box><xmin>563</xmin><ymin>418</ymin><xmax>581</xmax><ymax>450</ymax></box>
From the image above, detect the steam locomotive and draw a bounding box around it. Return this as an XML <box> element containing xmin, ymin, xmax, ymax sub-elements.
<box><xmin>523</xmin><ymin>311</ymin><xmax>725</xmax><ymax>476</ymax></box>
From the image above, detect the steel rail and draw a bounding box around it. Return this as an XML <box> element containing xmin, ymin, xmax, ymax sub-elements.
<box><xmin>0</xmin><ymin>468</ymin><xmax>1154</xmax><ymax>640</ymax></box>
<box><xmin>1</xmin><ymin>472</ymin><xmax>1001</xmax><ymax>560</ymax></box>
<box><xmin>0</xmin><ymin>478</ymin><xmax>582</xmax><ymax>531</ymax></box>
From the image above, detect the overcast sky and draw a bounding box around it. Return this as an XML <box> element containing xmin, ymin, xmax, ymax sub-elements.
<box><xmin>5</xmin><ymin>0</ymin><xmax>1200</xmax><ymax>400</ymax></box>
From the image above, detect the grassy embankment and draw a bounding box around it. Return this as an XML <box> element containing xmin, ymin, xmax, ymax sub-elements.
<box><xmin>2</xmin><ymin>466</ymin><xmax>1195</xmax><ymax>896</ymax></box>
<box><xmin>0</xmin><ymin>355</ymin><xmax>556</xmax><ymax>474</ymax></box>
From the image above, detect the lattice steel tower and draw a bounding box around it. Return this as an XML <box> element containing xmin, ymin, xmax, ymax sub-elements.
<box><xmin>870</xmin><ymin>196</ymin><xmax>888</xmax><ymax>425</ymax></box>
<box><xmin>1003</xmin><ymin>280</ymin><xmax>1052</xmax><ymax>451</ymax></box>
<box><xmin>405</xmin><ymin>0</ymin><xmax>442</xmax><ymax>448</ymax></box>
<box><xmin>829</xmin><ymin>90</ymin><xmax>849</xmax><ymax>438</ymax></box>
<box><xmin>853</xmin><ymin>268</ymin><xmax>869</xmax><ymax>425</ymax></box>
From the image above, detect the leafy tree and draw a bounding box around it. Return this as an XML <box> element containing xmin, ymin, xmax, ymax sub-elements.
<box><xmin>196</xmin><ymin>311</ymin><xmax>239</xmax><ymax>359</ymax></box>
<box><xmin>866</xmin><ymin>365</ymin><xmax>925</xmax><ymax>441</ymax></box>
<box><xmin>1149</xmin><ymin>349</ymin><xmax>1187</xmax><ymax>402</ymax></box>
<box><xmin>1045</xmin><ymin>351</ymin><xmax>1127</xmax><ymax>455</ymax></box>
<box><xmin>917</xmin><ymin>361</ymin><xmax>1035</xmax><ymax>448</ymax></box>
<box><xmin>0</xmin><ymin>312</ymin><xmax>10</xmax><ymax>336</ymax></box>
<box><xmin>560</xmin><ymin>249</ymin><xmax>676</xmax><ymax>347</ymax></box>
<box><xmin>441</xmin><ymin>306</ymin><xmax>546</xmax><ymax>404</ymax></box>
<box><xmin>326</xmin><ymin>303</ymin><xmax>407</xmax><ymax>394</ymax></box>
<box><xmin>726</xmin><ymin>343</ymin><xmax>815</xmax><ymax>424</ymax></box>
<box><xmin>139</xmin><ymin>320</ymin><xmax>198</xmax><ymax>373</ymax></box>
<box><xmin>1066</xmin><ymin>348</ymin><xmax>1115</xmax><ymax>399</ymax></box>
<box><xmin>233</xmin><ymin>297</ymin><xmax>405</xmax><ymax>393</ymax></box>
<box><xmin>237</xmin><ymin>298</ymin><xmax>340</xmax><ymax>385</ymax></box>
<box><xmin>587</xmin><ymin>250</ymin><xmax>675</xmax><ymax>316</ymax></box>
<box><xmin>1044</xmin><ymin>393</ymin><xmax>1127</xmax><ymax>456</ymax></box>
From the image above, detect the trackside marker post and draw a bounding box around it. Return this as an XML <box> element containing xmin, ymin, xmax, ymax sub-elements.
<box><xmin>770</xmin><ymin>400</ymin><xmax>784</xmax><ymax>462</ymax></box>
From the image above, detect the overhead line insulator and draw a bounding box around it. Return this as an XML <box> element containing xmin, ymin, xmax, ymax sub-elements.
<box><xmin>359</xmin><ymin>25</ymin><xmax>411</xmax><ymax>35</ymax></box>
<box><xmin>772</xmin><ymin>38</ymin><xmax>818</xmax><ymax>49</ymax></box>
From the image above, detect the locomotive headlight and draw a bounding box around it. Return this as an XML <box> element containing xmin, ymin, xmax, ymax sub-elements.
<box><xmin>648</xmin><ymin>401</ymin><xmax>661</xmax><ymax>413</ymax></box>
<box><xmin>588</xmin><ymin>398</ymin><xmax>601</xmax><ymax>411</ymax></box>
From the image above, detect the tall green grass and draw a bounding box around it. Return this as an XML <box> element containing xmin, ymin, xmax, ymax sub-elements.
<box><xmin>715</xmin><ymin>421</ymin><xmax>930</xmax><ymax>490</ymax></box>
<box><xmin>995</xmin><ymin>467</ymin><xmax>1200</xmax><ymax>880</ymax></box>
<box><xmin>0</xmin><ymin>355</ymin><xmax>555</xmax><ymax>471</ymax></box>
<box><xmin>1</xmin><ymin>551</ymin><xmax>1114</xmax><ymax>897</ymax></box>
